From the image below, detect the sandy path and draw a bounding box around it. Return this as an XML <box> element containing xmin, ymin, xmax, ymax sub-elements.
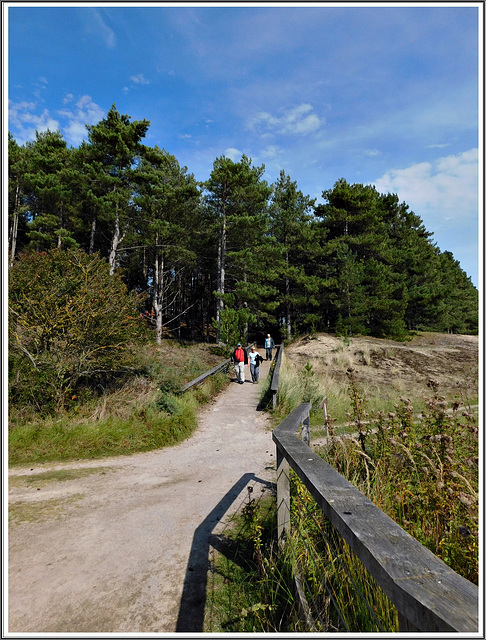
<box><xmin>7</xmin><ymin>360</ymin><xmax>276</xmax><ymax>634</ymax></box>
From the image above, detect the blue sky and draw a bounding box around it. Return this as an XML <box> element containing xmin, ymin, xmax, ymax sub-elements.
<box><xmin>5</xmin><ymin>2</ymin><xmax>482</xmax><ymax>286</ymax></box>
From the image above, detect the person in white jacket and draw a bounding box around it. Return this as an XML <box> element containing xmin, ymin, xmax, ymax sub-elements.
<box><xmin>264</xmin><ymin>334</ymin><xmax>275</xmax><ymax>361</ymax></box>
<box><xmin>249</xmin><ymin>346</ymin><xmax>263</xmax><ymax>383</ymax></box>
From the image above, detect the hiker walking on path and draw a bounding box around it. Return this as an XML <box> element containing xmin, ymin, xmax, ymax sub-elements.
<box><xmin>265</xmin><ymin>334</ymin><xmax>275</xmax><ymax>361</ymax></box>
<box><xmin>249</xmin><ymin>346</ymin><xmax>264</xmax><ymax>384</ymax></box>
<box><xmin>231</xmin><ymin>342</ymin><xmax>248</xmax><ymax>384</ymax></box>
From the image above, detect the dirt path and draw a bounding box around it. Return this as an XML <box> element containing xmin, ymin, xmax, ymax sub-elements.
<box><xmin>7</xmin><ymin>360</ymin><xmax>276</xmax><ymax>634</ymax></box>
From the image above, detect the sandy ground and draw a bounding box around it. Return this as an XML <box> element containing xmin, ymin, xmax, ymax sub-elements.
<box><xmin>285</xmin><ymin>332</ymin><xmax>479</xmax><ymax>398</ymax></box>
<box><xmin>7</xmin><ymin>359</ymin><xmax>276</xmax><ymax>634</ymax></box>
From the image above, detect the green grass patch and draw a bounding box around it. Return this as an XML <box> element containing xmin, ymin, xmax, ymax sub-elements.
<box><xmin>9</xmin><ymin>494</ymin><xmax>85</xmax><ymax>524</ymax></box>
<box><xmin>205</xmin><ymin>481</ymin><xmax>400</xmax><ymax>633</ymax></box>
<box><xmin>9</xmin><ymin>467</ymin><xmax>114</xmax><ymax>488</ymax></box>
<box><xmin>9</xmin><ymin>342</ymin><xmax>232</xmax><ymax>466</ymax></box>
<box><xmin>205</xmin><ymin>491</ymin><xmax>298</xmax><ymax>633</ymax></box>
<box><xmin>9</xmin><ymin>401</ymin><xmax>198</xmax><ymax>465</ymax></box>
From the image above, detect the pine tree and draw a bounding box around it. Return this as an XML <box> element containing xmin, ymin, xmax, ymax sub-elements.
<box><xmin>85</xmin><ymin>104</ymin><xmax>150</xmax><ymax>274</ymax></box>
<box><xmin>204</xmin><ymin>155</ymin><xmax>272</xmax><ymax>343</ymax></box>
<box><xmin>269</xmin><ymin>170</ymin><xmax>317</xmax><ymax>340</ymax></box>
<box><xmin>23</xmin><ymin>130</ymin><xmax>78</xmax><ymax>251</ymax></box>
<box><xmin>132</xmin><ymin>145</ymin><xmax>200</xmax><ymax>344</ymax></box>
<box><xmin>8</xmin><ymin>133</ymin><xmax>30</xmax><ymax>265</ymax></box>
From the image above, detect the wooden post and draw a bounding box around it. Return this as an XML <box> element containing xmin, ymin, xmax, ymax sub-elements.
<box><xmin>398</xmin><ymin>612</ymin><xmax>420</xmax><ymax>632</ymax></box>
<box><xmin>276</xmin><ymin>446</ymin><xmax>290</xmax><ymax>546</ymax></box>
<box><xmin>302</xmin><ymin>413</ymin><xmax>310</xmax><ymax>447</ymax></box>
<box><xmin>319</xmin><ymin>396</ymin><xmax>328</xmax><ymax>452</ymax></box>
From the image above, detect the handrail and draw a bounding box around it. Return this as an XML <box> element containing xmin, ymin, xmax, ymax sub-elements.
<box><xmin>270</xmin><ymin>343</ymin><xmax>283</xmax><ymax>408</ymax></box>
<box><xmin>181</xmin><ymin>342</ymin><xmax>256</xmax><ymax>393</ymax></box>
<box><xmin>181</xmin><ymin>359</ymin><xmax>231</xmax><ymax>393</ymax></box>
<box><xmin>272</xmin><ymin>403</ymin><xmax>478</xmax><ymax>633</ymax></box>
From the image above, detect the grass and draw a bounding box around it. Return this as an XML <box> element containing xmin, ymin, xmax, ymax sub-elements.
<box><xmin>318</xmin><ymin>369</ymin><xmax>479</xmax><ymax>584</ymax></box>
<box><xmin>8</xmin><ymin>342</ymin><xmax>231</xmax><ymax>466</ymax></box>
<box><xmin>273</xmin><ymin>344</ymin><xmax>477</xmax><ymax>439</ymax></box>
<box><xmin>204</xmin><ymin>477</ymin><xmax>401</xmax><ymax>633</ymax></box>
<box><xmin>9</xmin><ymin>494</ymin><xmax>85</xmax><ymax>524</ymax></box>
<box><xmin>205</xmin><ymin>490</ymin><xmax>299</xmax><ymax>633</ymax></box>
<box><xmin>9</xmin><ymin>467</ymin><xmax>114</xmax><ymax>488</ymax></box>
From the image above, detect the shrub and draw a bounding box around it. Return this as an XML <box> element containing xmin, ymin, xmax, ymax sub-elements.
<box><xmin>9</xmin><ymin>248</ymin><xmax>146</xmax><ymax>412</ymax></box>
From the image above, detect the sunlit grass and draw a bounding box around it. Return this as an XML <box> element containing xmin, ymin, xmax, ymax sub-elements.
<box><xmin>8</xmin><ymin>343</ymin><xmax>230</xmax><ymax>466</ymax></box>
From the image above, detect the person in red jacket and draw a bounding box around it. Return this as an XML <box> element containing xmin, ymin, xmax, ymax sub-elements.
<box><xmin>230</xmin><ymin>343</ymin><xmax>248</xmax><ymax>384</ymax></box>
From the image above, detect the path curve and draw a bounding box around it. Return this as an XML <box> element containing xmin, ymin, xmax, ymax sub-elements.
<box><xmin>8</xmin><ymin>360</ymin><xmax>276</xmax><ymax>633</ymax></box>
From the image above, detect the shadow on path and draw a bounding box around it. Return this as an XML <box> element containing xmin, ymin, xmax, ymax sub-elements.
<box><xmin>176</xmin><ymin>473</ymin><xmax>275</xmax><ymax>632</ymax></box>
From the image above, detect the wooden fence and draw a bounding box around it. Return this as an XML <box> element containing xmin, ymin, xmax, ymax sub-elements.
<box><xmin>273</xmin><ymin>403</ymin><xmax>479</xmax><ymax>633</ymax></box>
<box><xmin>270</xmin><ymin>344</ymin><xmax>283</xmax><ymax>408</ymax></box>
<box><xmin>181</xmin><ymin>343</ymin><xmax>255</xmax><ymax>393</ymax></box>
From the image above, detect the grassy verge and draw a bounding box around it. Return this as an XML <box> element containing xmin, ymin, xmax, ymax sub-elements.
<box><xmin>205</xmin><ymin>479</ymin><xmax>400</xmax><ymax>633</ymax></box>
<box><xmin>205</xmin><ymin>489</ymin><xmax>297</xmax><ymax>633</ymax></box>
<box><xmin>8</xmin><ymin>342</ymin><xmax>230</xmax><ymax>466</ymax></box>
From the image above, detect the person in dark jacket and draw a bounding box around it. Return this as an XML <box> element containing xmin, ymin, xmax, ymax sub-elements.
<box><xmin>230</xmin><ymin>343</ymin><xmax>248</xmax><ymax>384</ymax></box>
<box><xmin>249</xmin><ymin>346</ymin><xmax>263</xmax><ymax>383</ymax></box>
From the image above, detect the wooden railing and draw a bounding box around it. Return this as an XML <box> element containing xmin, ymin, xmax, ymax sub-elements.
<box><xmin>270</xmin><ymin>343</ymin><xmax>283</xmax><ymax>408</ymax></box>
<box><xmin>273</xmin><ymin>403</ymin><xmax>478</xmax><ymax>633</ymax></box>
<box><xmin>181</xmin><ymin>343</ymin><xmax>256</xmax><ymax>393</ymax></box>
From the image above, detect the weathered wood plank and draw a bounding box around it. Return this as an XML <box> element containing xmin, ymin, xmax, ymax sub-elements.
<box><xmin>181</xmin><ymin>359</ymin><xmax>231</xmax><ymax>393</ymax></box>
<box><xmin>276</xmin><ymin>447</ymin><xmax>290</xmax><ymax>545</ymax></box>
<box><xmin>270</xmin><ymin>344</ymin><xmax>283</xmax><ymax>392</ymax></box>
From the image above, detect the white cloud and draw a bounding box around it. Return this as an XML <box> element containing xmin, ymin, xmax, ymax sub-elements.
<box><xmin>8</xmin><ymin>100</ymin><xmax>60</xmax><ymax>144</ymax></box>
<box><xmin>364</xmin><ymin>149</ymin><xmax>381</xmax><ymax>157</ymax></box>
<box><xmin>427</xmin><ymin>143</ymin><xmax>451</xmax><ymax>149</ymax></box>
<box><xmin>248</xmin><ymin>104</ymin><xmax>322</xmax><ymax>137</ymax></box>
<box><xmin>57</xmin><ymin>95</ymin><xmax>105</xmax><ymax>146</ymax></box>
<box><xmin>261</xmin><ymin>145</ymin><xmax>282</xmax><ymax>159</ymax></box>
<box><xmin>90</xmin><ymin>9</ymin><xmax>116</xmax><ymax>49</ymax></box>
<box><xmin>373</xmin><ymin>149</ymin><xmax>478</xmax><ymax>230</ymax></box>
<box><xmin>9</xmin><ymin>96</ymin><xmax>106</xmax><ymax>147</ymax></box>
<box><xmin>224</xmin><ymin>147</ymin><xmax>243</xmax><ymax>161</ymax></box>
<box><xmin>130</xmin><ymin>74</ymin><xmax>150</xmax><ymax>85</ymax></box>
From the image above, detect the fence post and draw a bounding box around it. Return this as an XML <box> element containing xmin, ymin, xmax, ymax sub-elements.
<box><xmin>302</xmin><ymin>413</ymin><xmax>310</xmax><ymax>447</ymax></box>
<box><xmin>276</xmin><ymin>446</ymin><xmax>290</xmax><ymax>547</ymax></box>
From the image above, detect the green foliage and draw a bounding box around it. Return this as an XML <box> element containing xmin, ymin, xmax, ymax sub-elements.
<box><xmin>8</xmin><ymin>400</ymin><xmax>197</xmax><ymax>465</ymax></box>
<box><xmin>321</xmin><ymin>382</ymin><xmax>478</xmax><ymax>583</ymax></box>
<box><xmin>8</xmin><ymin>115</ymin><xmax>478</xmax><ymax>348</ymax></box>
<box><xmin>9</xmin><ymin>248</ymin><xmax>146</xmax><ymax>412</ymax></box>
<box><xmin>205</xmin><ymin>492</ymin><xmax>298</xmax><ymax>633</ymax></box>
<box><xmin>287</xmin><ymin>474</ymin><xmax>399</xmax><ymax>632</ymax></box>
<box><xmin>212</xmin><ymin>295</ymin><xmax>256</xmax><ymax>353</ymax></box>
<box><xmin>8</xmin><ymin>342</ymin><xmax>231</xmax><ymax>465</ymax></box>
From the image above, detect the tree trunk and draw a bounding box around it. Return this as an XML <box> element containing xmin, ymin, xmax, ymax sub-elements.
<box><xmin>9</xmin><ymin>184</ymin><xmax>20</xmax><ymax>266</ymax></box>
<box><xmin>216</xmin><ymin>211</ymin><xmax>226</xmax><ymax>342</ymax></box>
<box><xmin>109</xmin><ymin>204</ymin><xmax>126</xmax><ymax>275</ymax></box>
<box><xmin>89</xmin><ymin>216</ymin><xmax>96</xmax><ymax>254</ymax></box>
<box><xmin>57</xmin><ymin>208</ymin><xmax>63</xmax><ymax>249</ymax></box>
<box><xmin>285</xmin><ymin>250</ymin><xmax>292</xmax><ymax>340</ymax></box>
<box><xmin>286</xmin><ymin>287</ymin><xmax>292</xmax><ymax>341</ymax></box>
<box><xmin>153</xmin><ymin>234</ymin><xmax>164</xmax><ymax>345</ymax></box>
<box><xmin>109</xmin><ymin>209</ymin><xmax>121</xmax><ymax>275</ymax></box>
